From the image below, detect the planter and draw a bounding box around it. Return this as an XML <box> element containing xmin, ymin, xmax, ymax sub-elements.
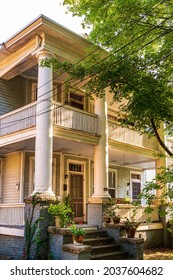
<box><xmin>104</xmin><ymin>217</ymin><xmax>111</xmax><ymax>223</ymax></box>
<box><xmin>72</xmin><ymin>235</ymin><xmax>84</xmax><ymax>245</ymax></box>
<box><xmin>113</xmin><ymin>217</ymin><xmax>121</xmax><ymax>224</ymax></box>
<box><xmin>125</xmin><ymin>227</ymin><xmax>136</xmax><ymax>238</ymax></box>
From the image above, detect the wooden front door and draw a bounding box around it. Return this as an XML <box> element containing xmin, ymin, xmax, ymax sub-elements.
<box><xmin>69</xmin><ymin>174</ymin><xmax>84</xmax><ymax>222</ymax></box>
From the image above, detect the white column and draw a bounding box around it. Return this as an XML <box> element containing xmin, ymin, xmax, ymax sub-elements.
<box><xmin>92</xmin><ymin>95</ymin><xmax>110</xmax><ymax>198</ymax></box>
<box><xmin>33</xmin><ymin>50</ymin><xmax>54</xmax><ymax>195</ymax></box>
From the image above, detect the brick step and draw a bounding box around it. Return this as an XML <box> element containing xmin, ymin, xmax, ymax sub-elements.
<box><xmin>91</xmin><ymin>243</ymin><xmax>120</xmax><ymax>254</ymax></box>
<box><xmin>83</xmin><ymin>236</ymin><xmax>114</xmax><ymax>246</ymax></box>
<box><xmin>90</xmin><ymin>251</ymin><xmax>129</xmax><ymax>260</ymax></box>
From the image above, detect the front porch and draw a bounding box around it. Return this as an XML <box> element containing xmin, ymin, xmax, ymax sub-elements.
<box><xmin>0</xmin><ymin>202</ymin><xmax>160</xmax><ymax>227</ymax></box>
<box><xmin>0</xmin><ymin>202</ymin><xmax>164</xmax><ymax>260</ymax></box>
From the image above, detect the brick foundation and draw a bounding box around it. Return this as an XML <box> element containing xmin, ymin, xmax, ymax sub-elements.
<box><xmin>24</xmin><ymin>194</ymin><xmax>58</xmax><ymax>260</ymax></box>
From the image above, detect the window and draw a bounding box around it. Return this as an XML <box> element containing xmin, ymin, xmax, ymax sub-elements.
<box><xmin>69</xmin><ymin>91</ymin><xmax>85</xmax><ymax>110</ymax></box>
<box><xmin>69</xmin><ymin>163</ymin><xmax>83</xmax><ymax>172</ymax></box>
<box><xmin>108</xmin><ymin>170</ymin><xmax>117</xmax><ymax>198</ymax></box>
<box><xmin>130</xmin><ymin>172</ymin><xmax>142</xmax><ymax>201</ymax></box>
<box><xmin>31</xmin><ymin>82</ymin><xmax>62</xmax><ymax>102</ymax></box>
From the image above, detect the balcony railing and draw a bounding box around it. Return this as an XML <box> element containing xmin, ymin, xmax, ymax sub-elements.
<box><xmin>0</xmin><ymin>102</ymin><xmax>36</xmax><ymax>136</ymax></box>
<box><xmin>108</xmin><ymin>121</ymin><xmax>158</xmax><ymax>150</ymax></box>
<box><xmin>0</xmin><ymin>203</ymin><xmax>24</xmax><ymax>225</ymax></box>
<box><xmin>53</xmin><ymin>103</ymin><xmax>98</xmax><ymax>135</ymax></box>
<box><xmin>0</xmin><ymin>102</ymin><xmax>98</xmax><ymax>137</ymax></box>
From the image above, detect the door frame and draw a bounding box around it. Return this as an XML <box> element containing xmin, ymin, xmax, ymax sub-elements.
<box><xmin>67</xmin><ymin>159</ymin><xmax>86</xmax><ymax>222</ymax></box>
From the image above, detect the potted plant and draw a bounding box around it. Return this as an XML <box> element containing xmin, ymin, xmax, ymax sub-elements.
<box><xmin>123</xmin><ymin>217</ymin><xmax>141</xmax><ymax>238</ymax></box>
<box><xmin>69</xmin><ymin>224</ymin><xmax>86</xmax><ymax>245</ymax></box>
<box><xmin>103</xmin><ymin>204</ymin><xmax>120</xmax><ymax>224</ymax></box>
<box><xmin>123</xmin><ymin>207</ymin><xmax>141</xmax><ymax>238</ymax></box>
<box><xmin>48</xmin><ymin>200</ymin><xmax>74</xmax><ymax>228</ymax></box>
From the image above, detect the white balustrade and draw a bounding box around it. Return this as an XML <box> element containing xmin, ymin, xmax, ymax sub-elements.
<box><xmin>53</xmin><ymin>103</ymin><xmax>98</xmax><ymax>135</ymax></box>
<box><xmin>0</xmin><ymin>102</ymin><xmax>98</xmax><ymax>136</ymax></box>
<box><xmin>0</xmin><ymin>103</ymin><xmax>36</xmax><ymax>136</ymax></box>
<box><xmin>108</xmin><ymin>120</ymin><xmax>158</xmax><ymax>150</ymax></box>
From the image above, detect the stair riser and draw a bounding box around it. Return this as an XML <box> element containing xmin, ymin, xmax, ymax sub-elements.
<box><xmin>91</xmin><ymin>253</ymin><xmax>129</xmax><ymax>260</ymax></box>
<box><xmin>92</xmin><ymin>245</ymin><xmax>120</xmax><ymax>254</ymax></box>
<box><xmin>84</xmin><ymin>239</ymin><xmax>114</xmax><ymax>246</ymax></box>
<box><xmin>85</xmin><ymin>232</ymin><xmax>108</xmax><ymax>238</ymax></box>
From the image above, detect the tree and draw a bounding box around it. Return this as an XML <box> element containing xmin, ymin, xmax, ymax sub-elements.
<box><xmin>140</xmin><ymin>165</ymin><xmax>173</xmax><ymax>231</ymax></box>
<box><xmin>46</xmin><ymin>0</ymin><xmax>173</xmax><ymax>155</ymax></box>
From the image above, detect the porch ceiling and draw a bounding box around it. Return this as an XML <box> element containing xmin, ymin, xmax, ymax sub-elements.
<box><xmin>0</xmin><ymin>137</ymin><xmax>155</xmax><ymax>170</ymax></box>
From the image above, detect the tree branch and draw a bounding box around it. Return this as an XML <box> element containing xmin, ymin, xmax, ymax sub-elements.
<box><xmin>150</xmin><ymin>118</ymin><xmax>173</xmax><ymax>156</ymax></box>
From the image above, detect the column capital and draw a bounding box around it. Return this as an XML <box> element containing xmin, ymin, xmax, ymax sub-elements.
<box><xmin>36</xmin><ymin>50</ymin><xmax>54</xmax><ymax>62</ymax></box>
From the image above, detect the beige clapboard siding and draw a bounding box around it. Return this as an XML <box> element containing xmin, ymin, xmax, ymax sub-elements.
<box><xmin>2</xmin><ymin>152</ymin><xmax>21</xmax><ymax>203</ymax></box>
<box><xmin>0</xmin><ymin>76</ymin><xmax>26</xmax><ymax>116</ymax></box>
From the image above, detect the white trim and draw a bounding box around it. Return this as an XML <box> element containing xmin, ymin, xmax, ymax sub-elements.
<box><xmin>60</xmin><ymin>153</ymin><xmax>64</xmax><ymax>198</ymax></box>
<box><xmin>0</xmin><ymin>160</ymin><xmax>3</xmax><ymax>204</ymax></box>
<box><xmin>0</xmin><ymin>226</ymin><xmax>24</xmax><ymax>237</ymax></box>
<box><xmin>19</xmin><ymin>151</ymin><xmax>25</xmax><ymax>203</ymax></box>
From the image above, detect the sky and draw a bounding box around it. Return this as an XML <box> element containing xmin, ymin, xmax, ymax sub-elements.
<box><xmin>0</xmin><ymin>0</ymin><xmax>89</xmax><ymax>43</ymax></box>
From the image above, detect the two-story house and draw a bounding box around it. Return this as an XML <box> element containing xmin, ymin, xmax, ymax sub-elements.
<box><xmin>0</xmin><ymin>15</ymin><xmax>164</xmax><ymax>230</ymax></box>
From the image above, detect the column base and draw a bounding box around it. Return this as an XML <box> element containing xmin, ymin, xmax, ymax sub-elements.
<box><xmin>24</xmin><ymin>193</ymin><xmax>58</xmax><ymax>204</ymax></box>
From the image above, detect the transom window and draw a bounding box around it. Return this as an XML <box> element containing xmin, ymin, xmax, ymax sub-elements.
<box><xmin>69</xmin><ymin>163</ymin><xmax>83</xmax><ymax>172</ymax></box>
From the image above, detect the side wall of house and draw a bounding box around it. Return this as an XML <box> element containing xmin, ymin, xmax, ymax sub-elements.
<box><xmin>2</xmin><ymin>152</ymin><xmax>21</xmax><ymax>203</ymax></box>
<box><xmin>0</xmin><ymin>76</ymin><xmax>26</xmax><ymax>115</ymax></box>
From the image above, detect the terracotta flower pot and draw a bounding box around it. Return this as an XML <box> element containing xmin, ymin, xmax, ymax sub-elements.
<box><xmin>104</xmin><ymin>217</ymin><xmax>111</xmax><ymax>223</ymax></box>
<box><xmin>72</xmin><ymin>235</ymin><xmax>84</xmax><ymax>245</ymax></box>
<box><xmin>126</xmin><ymin>227</ymin><xmax>136</xmax><ymax>238</ymax></box>
<box><xmin>113</xmin><ymin>217</ymin><xmax>121</xmax><ymax>224</ymax></box>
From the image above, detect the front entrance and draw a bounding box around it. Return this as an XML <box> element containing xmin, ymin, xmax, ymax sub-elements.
<box><xmin>69</xmin><ymin>174</ymin><xmax>84</xmax><ymax>222</ymax></box>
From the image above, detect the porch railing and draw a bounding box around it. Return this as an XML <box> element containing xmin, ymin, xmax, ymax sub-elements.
<box><xmin>0</xmin><ymin>203</ymin><xmax>25</xmax><ymax>225</ymax></box>
<box><xmin>115</xmin><ymin>204</ymin><xmax>159</xmax><ymax>222</ymax></box>
<box><xmin>108</xmin><ymin>121</ymin><xmax>158</xmax><ymax>150</ymax></box>
<box><xmin>0</xmin><ymin>102</ymin><xmax>98</xmax><ymax>136</ymax></box>
<box><xmin>0</xmin><ymin>102</ymin><xmax>36</xmax><ymax>136</ymax></box>
<box><xmin>53</xmin><ymin>102</ymin><xmax>98</xmax><ymax>135</ymax></box>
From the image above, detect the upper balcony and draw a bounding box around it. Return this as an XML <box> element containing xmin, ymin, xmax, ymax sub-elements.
<box><xmin>0</xmin><ymin>102</ymin><xmax>98</xmax><ymax>137</ymax></box>
<box><xmin>108</xmin><ymin>108</ymin><xmax>159</xmax><ymax>151</ymax></box>
<box><xmin>0</xmin><ymin>102</ymin><xmax>159</xmax><ymax>152</ymax></box>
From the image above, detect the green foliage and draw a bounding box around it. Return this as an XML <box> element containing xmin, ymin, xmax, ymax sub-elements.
<box><xmin>103</xmin><ymin>198</ymin><xmax>120</xmax><ymax>219</ymax></box>
<box><xmin>48</xmin><ymin>196</ymin><xmax>74</xmax><ymax>227</ymax></box>
<box><xmin>24</xmin><ymin>194</ymin><xmax>44</xmax><ymax>260</ymax></box>
<box><xmin>123</xmin><ymin>217</ymin><xmax>141</xmax><ymax>229</ymax></box>
<box><xmin>68</xmin><ymin>224</ymin><xmax>86</xmax><ymax>237</ymax></box>
<box><xmin>140</xmin><ymin>165</ymin><xmax>173</xmax><ymax>231</ymax></box>
<box><xmin>59</xmin><ymin>0</ymin><xmax>173</xmax><ymax>156</ymax></box>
